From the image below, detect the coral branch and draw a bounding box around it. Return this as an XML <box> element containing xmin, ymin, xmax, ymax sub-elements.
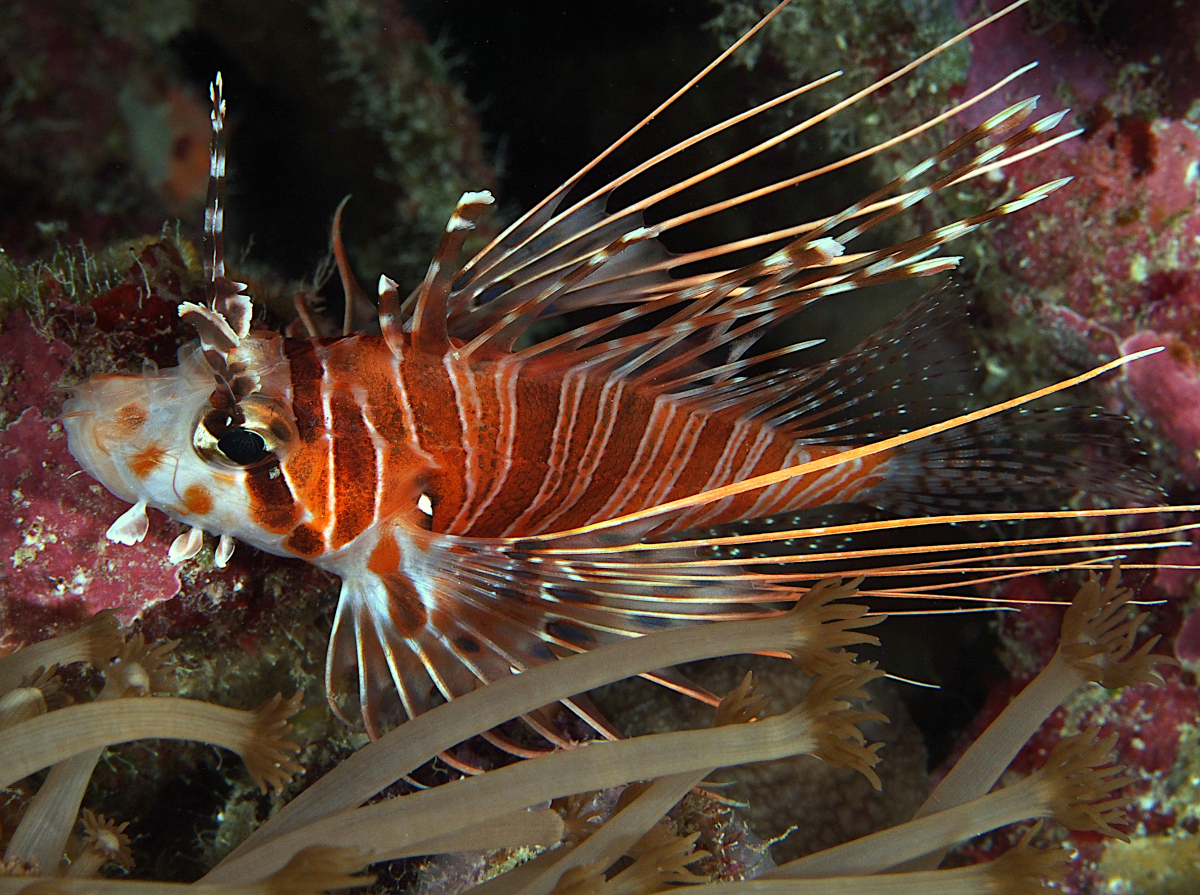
<box><xmin>905</xmin><ymin>567</ymin><xmax>1172</xmax><ymax>865</ymax></box>
<box><xmin>217</xmin><ymin>580</ymin><xmax>874</xmax><ymax>864</ymax></box>
<box><xmin>769</xmin><ymin>729</ymin><xmax>1127</xmax><ymax>878</ymax></box>
<box><xmin>0</xmin><ymin>666</ymin><xmax>66</xmax><ymax>729</ymax></box>
<box><xmin>0</xmin><ymin>692</ymin><xmax>303</xmax><ymax>793</ymax></box>
<box><xmin>626</xmin><ymin>825</ymin><xmax>1063</xmax><ymax>895</ymax></box>
<box><xmin>4</xmin><ymin>634</ymin><xmax>179</xmax><ymax>872</ymax></box>
<box><xmin>0</xmin><ymin>846</ymin><xmax>371</xmax><ymax>895</ymax></box>
<box><xmin>212</xmin><ymin>663</ymin><xmax>884</xmax><ymax>883</ymax></box>
<box><xmin>64</xmin><ymin>810</ymin><xmax>133</xmax><ymax>879</ymax></box>
<box><xmin>515</xmin><ymin>674</ymin><xmax>775</xmax><ymax>895</ymax></box>
<box><xmin>0</xmin><ymin>613</ymin><xmax>121</xmax><ymax>694</ymax></box>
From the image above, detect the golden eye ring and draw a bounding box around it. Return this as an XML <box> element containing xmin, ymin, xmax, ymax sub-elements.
<box><xmin>192</xmin><ymin>397</ymin><xmax>297</xmax><ymax>468</ymax></box>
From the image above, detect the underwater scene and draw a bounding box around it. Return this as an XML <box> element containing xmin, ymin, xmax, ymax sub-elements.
<box><xmin>2</xmin><ymin>0</ymin><xmax>1199</xmax><ymax>893</ymax></box>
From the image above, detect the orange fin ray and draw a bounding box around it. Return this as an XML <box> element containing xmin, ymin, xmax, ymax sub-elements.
<box><xmin>329</xmin><ymin>196</ymin><xmax>378</xmax><ymax>337</ymax></box>
<box><xmin>432</xmin><ymin>4</ymin><xmax>1045</xmax><ymax>357</ymax></box>
<box><xmin>411</xmin><ymin>191</ymin><xmax>496</xmax><ymax>354</ymax></box>
<box><xmin>451</xmin><ymin>0</ymin><xmax>798</xmax><ymax>305</ymax></box>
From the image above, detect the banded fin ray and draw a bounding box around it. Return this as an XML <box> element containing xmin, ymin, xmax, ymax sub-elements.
<box><xmin>329</xmin><ymin>526</ymin><xmax>771</xmax><ymax>743</ymax></box>
<box><xmin>430</xmin><ymin>2</ymin><xmax>1045</xmax><ymax>355</ymax></box>
<box><xmin>330</xmin><ymin>496</ymin><xmax>1195</xmax><ymax>745</ymax></box>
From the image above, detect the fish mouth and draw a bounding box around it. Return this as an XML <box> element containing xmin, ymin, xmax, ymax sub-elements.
<box><xmin>61</xmin><ymin>373</ymin><xmax>158</xmax><ymax>505</ymax></box>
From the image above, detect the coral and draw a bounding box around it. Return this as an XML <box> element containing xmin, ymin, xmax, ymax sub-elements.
<box><xmin>204</xmin><ymin>578</ymin><xmax>1166</xmax><ymax>893</ymax></box>
<box><xmin>966</xmin><ymin>31</ymin><xmax>1200</xmax><ymax>487</ymax></box>
<box><xmin>592</xmin><ymin>656</ymin><xmax>930</xmax><ymax>864</ymax></box>
<box><xmin>0</xmin><ymin>307</ymin><xmax>182</xmax><ymax>647</ymax></box>
<box><xmin>941</xmin><ymin>572</ymin><xmax>1199</xmax><ymax>894</ymax></box>
<box><xmin>953</xmin><ymin>0</ymin><xmax>1112</xmax><ymax>130</ymax></box>
<box><xmin>0</xmin><ymin>622</ymin><xmax>303</xmax><ymax>878</ymax></box>
<box><xmin>0</xmin><ymin>0</ymin><xmax>496</xmax><ymax>290</ymax></box>
<box><xmin>991</xmin><ymin>117</ymin><xmax>1200</xmax><ymax>361</ymax></box>
<box><xmin>921</xmin><ymin>27</ymin><xmax>1200</xmax><ymax>890</ymax></box>
<box><xmin>1097</xmin><ymin>831</ymin><xmax>1200</xmax><ymax>895</ymax></box>
<box><xmin>2</xmin><ymin>576</ymin><xmax>1165</xmax><ymax>895</ymax></box>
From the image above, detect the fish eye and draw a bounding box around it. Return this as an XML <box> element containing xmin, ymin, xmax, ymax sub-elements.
<box><xmin>217</xmin><ymin>428</ymin><xmax>268</xmax><ymax>465</ymax></box>
<box><xmin>192</xmin><ymin>397</ymin><xmax>296</xmax><ymax>468</ymax></box>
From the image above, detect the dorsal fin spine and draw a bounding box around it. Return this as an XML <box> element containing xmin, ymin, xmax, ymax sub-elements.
<box><xmin>411</xmin><ymin>191</ymin><xmax>495</xmax><ymax>354</ymax></box>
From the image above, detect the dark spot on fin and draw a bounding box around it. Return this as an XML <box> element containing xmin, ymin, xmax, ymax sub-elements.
<box><xmin>454</xmin><ymin>635</ymin><xmax>481</xmax><ymax>654</ymax></box>
<box><xmin>383</xmin><ymin>575</ymin><xmax>429</xmax><ymax>637</ymax></box>
<box><xmin>547</xmin><ymin>585</ymin><xmax>594</xmax><ymax>604</ymax></box>
<box><xmin>636</xmin><ymin>614</ymin><xmax>674</xmax><ymax>629</ymax></box>
<box><xmin>546</xmin><ymin>619</ymin><xmax>595</xmax><ymax>647</ymax></box>
<box><xmin>478</xmin><ymin>282</ymin><xmax>510</xmax><ymax>304</ymax></box>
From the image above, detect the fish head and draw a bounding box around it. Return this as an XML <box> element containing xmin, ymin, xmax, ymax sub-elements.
<box><xmin>63</xmin><ymin>334</ymin><xmax>301</xmax><ymax>555</ymax></box>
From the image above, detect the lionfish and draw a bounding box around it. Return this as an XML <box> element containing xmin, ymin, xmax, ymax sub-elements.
<box><xmin>63</xmin><ymin>1</ymin><xmax>1164</xmax><ymax>751</ymax></box>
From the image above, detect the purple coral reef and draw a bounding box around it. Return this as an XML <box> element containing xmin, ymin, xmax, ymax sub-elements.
<box><xmin>939</xmin><ymin>2</ymin><xmax>1200</xmax><ymax>891</ymax></box>
<box><xmin>0</xmin><ymin>308</ymin><xmax>182</xmax><ymax>647</ymax></box>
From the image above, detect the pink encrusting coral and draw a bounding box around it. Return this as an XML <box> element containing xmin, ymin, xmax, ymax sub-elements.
<box><xmin>0</xmin><ymin>309</ymin><xmax>181</xmax><ymax>650</ymax></box>
<box><xmin>953</xmin><ymin>9</ymin><xmax>1200</xmax><ymax>884</ymax></box>
<box><xmin>954</xmin><ymin>0</ymin><xmax>1112</xmax><ymax>129</ymax></box>
<box><xmin>989</xmin><ymin>115</ymin><xmax>1200</xmax><ymax>483</ymax></box>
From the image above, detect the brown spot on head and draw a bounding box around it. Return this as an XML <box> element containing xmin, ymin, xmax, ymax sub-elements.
<box><xmin>182</xmin><ymin>483</ymin><xmax>214</xmax><ymax>516</ymax></box>
<box><xmin>129</xmin><ymin>443</ymin><xmax>167</xmax><ymax>479</ymax></box>
<box><xmin>115</xmin><ymin>402</ymin><xmax>147</xmax><ymax>435</ymax></box>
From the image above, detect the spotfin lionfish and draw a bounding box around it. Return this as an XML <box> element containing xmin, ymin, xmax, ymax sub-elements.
<box><xmin>62</xmin><ymin>0</ymin><xmax>1176</xmax><ymax>753</ymax></box>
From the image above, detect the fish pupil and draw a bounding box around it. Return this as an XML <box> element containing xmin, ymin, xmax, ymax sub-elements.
<box><xmin>218</xmin><ymin>428</ymin><xmax>267</xmax><ymax>465</ymax></box>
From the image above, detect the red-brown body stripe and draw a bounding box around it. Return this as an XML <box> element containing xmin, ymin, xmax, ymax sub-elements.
<box><xmin>328</xmin><ymin>335</ymin><xmax>427</xmax><ymax>530</ymax></box>
<box><xmin>280</xmin><ymin>340</ymin><xmax>336</xmax><ymax>553</ymax></box>
<box><xmin>284</xmin><ymin>338</ymin><xmax>326</xmax><ymax>439</ymax></box>
<box><xmin>266</xmin><ymin>333</ymin><xmax>894</xmax><ymax>556</ymax></box>
<box><xmin>539</xmin><ymin>379</ymin><xmax>643</xmax><ymax>533</ymax></box>
<box><xmin>283</xmin><ymin>439</ymin><xmax>332</xmax><ymax>536</ymax></box>
<box><xmin>447</xmin><ymin>362</ymin><xmax>506</xmax><ymax>535</ymax></box>
<box><xmin>431</xmin><ymin>363</ymin><xmax>888</xmax><ymax>537</ymax></box>
<box><xmin>353</xmin><ymin>339</ymin><xmax>411</xmax><ymax>445</ymax></box>
<box><xmin>287</xmin><ymin>522</ymin><xmax>325</xmax><ymax>557</ymax></box>
<box><xmin>466</xmin><ymin>369</ymin><xmax>560</xmax><ymax>533</ymax></box>
<box><xmin>511</xmin><ymin>373</ymin><xmax>609</xmax><ymax>534</ymax></box>
<box><xmin>329</xmin><ymin>389</ymin><xmax>377</xmax><ymax>550</ymax></box>
<box><xmin>397</xmin><ymin>352</ymin><xmax>467</xmax><ymax>530</ymax></box>
<box><xmin>358</xmin><ymin>341</ymin><xmax>425</xmax><ymax>522</ymax></box>
<box><xmin>246</xmin><ymin>459</ymin><xmax>301</xmax><ymax>533</ymax></box>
